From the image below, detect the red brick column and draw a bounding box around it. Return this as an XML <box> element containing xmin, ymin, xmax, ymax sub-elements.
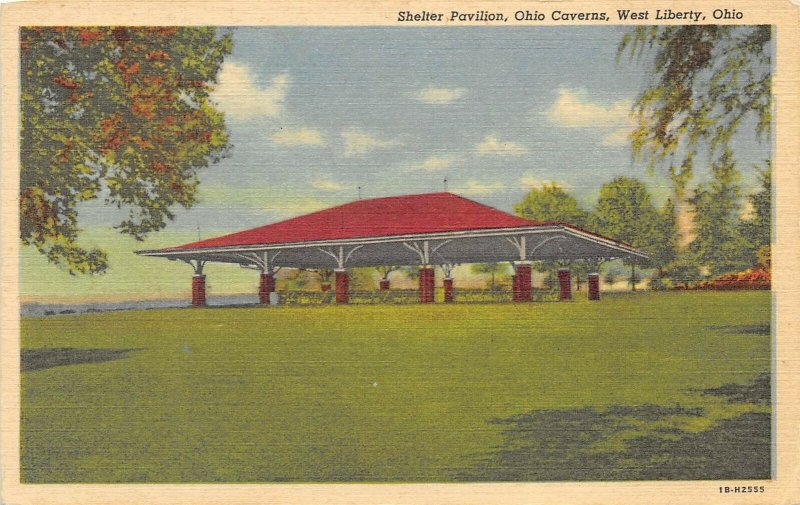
<box><xmin>588</xmin><ymin>272</ymin><xmax>600</xmax><ymax>301</ymax></box>
<box><xmin>258</xmin><ymin>272</ymin><xmax>275</xmax><ymax>304</ymax></box>
<box><xmin>379</xmin><ymin>279</ymin><xmax>390</xmax><ymax>291</ymax></box>
<box><xmin>512</xmin><ymin>274</ymin><xmax>519</xmax><ymax>302</ymax></box>
<box><xmin>335</xmin><ymin>269</ymin><xmax>349</xmax><ymax>304</ymax></box>
<box><xmin>443</xmin><ymin>278</ymin><xmax>454</xmax><ymax>303</ymax></box>
<box><xmin>558</xmin><ymin>268</ymin><xmax>572</xmax><ymax>301</ymax></box>
<box><xmin>514</xmin><ymin>262</ymin><xmax>532</xmax><ymax>302</ymax></box>
<box><xmin>419</xmin><ymin>266</ymin><xmax>435</xmax><ymax>303</ymax></box>
<box><xmin>191</xmin><ymin>275</ymin><xmax>206</xmax><ymax>307</ymax></box>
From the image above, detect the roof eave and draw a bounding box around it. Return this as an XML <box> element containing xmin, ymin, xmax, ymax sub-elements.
<box><xmin>135</xmin><ymin>224</ymin><xmax>647</xmax><ymax>261</ymax></box>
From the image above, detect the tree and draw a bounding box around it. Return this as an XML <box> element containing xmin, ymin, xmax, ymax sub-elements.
<box><xmin>305</xmin><ymin>268</ymin><xmax>333</xmax><ymax>289</ymax></box>
<box><xmin>20</xmin><ymin>27</ymin><xmax>233</xmax><ymax>274</ymax></box>
<box><xmin>399</xmin><ymin>266</ymin><xmax>420</xmax><ymax>282</ymax></box>
<box><xmin>589</xmin><ymin>177</ymin><xmax>661</xmax><ymax>291</ymax></box>
<box><xmin>570</xmin><ymin>261</ymin><xmax>591</xmax><ymax>291</ymax></box>
<box><xmin>513</xmin><ymin>183</ymin><xmax>589</xmax><ymax>228</ymax></box>
<box><xmin>283</xmin><ymin>269</ymin><xmax>309</xmax><ymax>291</ymax></box>
<box><xmin>628</xmin><ymin>265</ymin><xmax>643</xmax><ymax>291</ymax></box>
<box><xmin>514</xmin><ymin>184</ymin><xmax>590</xmax><ymax>291</ymax></box>
<box><xmin>589</xmin><ymin>177</ymin><xmax>660</xmax><ymax>250</ymax></box>
<box><xmin>689</xmin><ymin>150</ymin><xmax>753</xmax><ymax>276</ymax></box>
<box><xmin>376</xmin><ymin>265</ymin><xmax>400</xmax><ymax>281</ymax></box>
<box><xmin>739</xmin><ymin>161</ymin><xmax>771</xmax><ymax>260</ymax></box>
<box><xmin>665</xmin><ymin>252</ymin><xmax>703</xmax><ymax>289</ymax></box>
<box><xmin>470</xmin><ymin>263</ymin><xmax>509</xmax><ymax>291</ymax></box>
<box><xmin>602</xmin><ymin>263</ymin><xmax>627</xmax><ymax>289</ymax></box>
<box><xmin>619</xmin><ymin>26</ymin><xmax>771</xmax><ymax>197</ymax></box>
<box><xmin>649</xmin><ymin>197</ymin><xmax>679</xmax><ymax>276</ymax></box>
<box><xmin>349</xmin><ymin>267</ymin><xmax>378</xmax><ymax>290</ymax></box>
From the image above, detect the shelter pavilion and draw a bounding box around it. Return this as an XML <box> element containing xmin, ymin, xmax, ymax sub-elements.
<box><xmin>136</xmin><ymin>192</ymin><xmax>646</xmax><ymax>305</ymax></box>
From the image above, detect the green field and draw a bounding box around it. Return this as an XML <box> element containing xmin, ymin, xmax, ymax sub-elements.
<box><xmin>21</xmin><ymin>291</ymin><xmax>771</xmax><ymax>482</ymax></box>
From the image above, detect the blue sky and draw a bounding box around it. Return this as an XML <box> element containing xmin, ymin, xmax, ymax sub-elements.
<box><xmin>24</xmin><ymin>26</ymin><xmax>771</xmax><ymax>301</ymax></box>
<box><xmin>201</xmin><ymin>26</ymin><xmax>657</xmax><ymax>228</ymax></box>
<box><xmin>81</xmin><ymin>26</ymin><xmax>770</xmax><ymax>233</ymax></box>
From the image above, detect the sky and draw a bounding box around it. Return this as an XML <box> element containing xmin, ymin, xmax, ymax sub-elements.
<box><xmin>20</xmin><ymin>26</ymin><xmax>772</xmax><ymax>303</ymax></box>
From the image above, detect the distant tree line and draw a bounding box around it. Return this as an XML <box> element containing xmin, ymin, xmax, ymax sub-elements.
<box><xmin>512</xmin><ymin>164</ymin><xmax>770</xmax><ymax>290</ymax></box>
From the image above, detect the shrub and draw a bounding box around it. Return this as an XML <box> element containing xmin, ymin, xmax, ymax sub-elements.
<box><xmin>697</xmin><ymin>268</ymin><xmax>770</xmax><ymax>290</ymax></box>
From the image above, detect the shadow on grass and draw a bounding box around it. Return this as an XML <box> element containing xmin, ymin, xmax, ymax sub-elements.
<box><xmin>457</xmin><ymin>375</ymin><xmax>770</xmax><ymax>481</ymax></box>
<box><xmin>699</xmin><ymin>373</ymin><xmax>770</xmax><ymax>406</ymax></box>
<box><xmin>21</xmin><ymin>348</ymin><xmax>143</xmax><ymax>372</ymax></box>
<box><xmin>707</xmin><ymin>324</ymin><xmax>770</xmax><ymax>336</ymax></box>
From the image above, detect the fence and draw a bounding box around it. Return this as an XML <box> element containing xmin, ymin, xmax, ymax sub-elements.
<box><xmin>275</xmin><ymin>288</ymin><xmax>561</xmax><ymax>306</ymax></box>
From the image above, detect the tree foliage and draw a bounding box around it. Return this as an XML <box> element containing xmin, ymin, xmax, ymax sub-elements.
<box><xmin>399</xmin><ymin>265</ymin><xmax>420</xmax><ymax>281</ymax></box>
<box><xmin>376</xmin><ymin>265</ymin><xmax>400</xmax><ymax>279</ymax></box>
<box><xmin>514</xmin><ymin>183</ymin><xmax>593</xmax><ymax>288</ymax></box>
<box><xmin>650</xmin><ymin>197</ymin><xmax>679</xmax><ymax>273</ymax></box>
<box><xmin>349</xmin><ymin>267</ymin><xmax>379</xmax><ymax>290</ymax></box>
<box><xmin>739</xmin><ymin>161</ymin><xmax>771</xmax><ymax>254</ymax></box>
<box><xmin>619</xmin><ymin>26</ymin><xmax>771</xmax><ymax>196</ymax></box>
<box><xmin>20</xmin><ymin>27</ymin><xmax>233</xmax><ymax>274</ymax></box>
<box><xmin>589</xmin><ymin>177</ymin><xmax>667</xmax><ymax>291</ymax></box>
<box><xmin>589</xmin><ymin>177</ymin><xmax>660</xmax><ymax>255</ymax></box>
<box><xmin>308</xmin><ymin>268</ymin><xmax>333</xmax><ymax>284</ymax></box>
<box><xmin>513</xmin><ymin>183</ymin><xmax>588</xmax><ymax>227</ymax></box>
<box><xmin>665</xmin><ymin>252</ymin><xmax>703</xmax><ymax>289</ymax></box>
<box><xmin>470</xmin><ymin>262</ymin><xmax>510</xmax><ymax>290</ymax></box>
<box><xmin>688</xmin><ymin>150</ymin><xmax>752</xmax><ymax>276</ymax></box>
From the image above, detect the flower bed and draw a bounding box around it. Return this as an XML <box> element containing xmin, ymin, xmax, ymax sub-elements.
<box><xmin>697</xmin><ymin>268</ymin><xmax>771</xmax><ymax>290</ymax></box>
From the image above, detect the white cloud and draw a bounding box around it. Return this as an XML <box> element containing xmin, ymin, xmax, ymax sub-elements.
<box><xmin>311</xmin><ymin>179</ymin><xmax>345</xmax><ymax>191</ymax></box>
<box><xmin>211</xmin><ymin>62</ymin><xmax>289</xmax><ymax>120</ymax></box>
<box><xmin>271</xmin><ymin>127</ymin><xmax>326</xmax><ymax>146</ymax></box>
<box><xmin>545</xmin><ymin>88</ymin><xmax>634</xmax><ymax>145</ymax></box>
<box><xmin>341</xmin><ymin>130</ymin><xmax>400</xmax><ymax>157</ymax></box>
<box><xmin>414</xmin><ymin>87</ymin><xmax>467</xmax><ymax>104</ymax></box>
<box><xmin>408</xmin><ymin>155</ymin><xmax>459</xmax><ymax>172</ymax></box>
<box><xmin>458</xmin><ymin>180</ymin><xmax>506</xmax><ymax>196</ymax></box>
<box><xmin>475</xmin><ymin>135</ymin><xmax>528</xmax><ymax>155</ymax></box>
<box><xmin>546</xmin><ymin>88</ymin><xmax>633</xmax><ymax>127</ymax></box>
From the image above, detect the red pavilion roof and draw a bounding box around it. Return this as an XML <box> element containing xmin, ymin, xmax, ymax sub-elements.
<box><xmin>170</xmin><ymin>192</ymin><xmax>542</xmax><ymax>250</ymax></box>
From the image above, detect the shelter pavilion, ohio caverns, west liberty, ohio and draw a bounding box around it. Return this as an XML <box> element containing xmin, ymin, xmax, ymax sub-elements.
<box><xmin>135</xmin><ymin>192</ymin><xmax>646</xmax><ymax>305</ymax></box>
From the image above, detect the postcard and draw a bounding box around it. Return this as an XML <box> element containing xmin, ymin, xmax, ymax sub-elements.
<box><xmin>2</xmin><ymin>1</ymin><xmax>798</xmax><ymax>503</ymax></box>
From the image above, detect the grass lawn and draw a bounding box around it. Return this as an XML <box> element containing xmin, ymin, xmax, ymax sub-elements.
<box><xmin>20</xmin><ymin>290</ymin><xmax>771</xmax><ymax>482</ymax></box>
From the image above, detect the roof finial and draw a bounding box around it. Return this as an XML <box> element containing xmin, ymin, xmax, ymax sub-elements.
<box><xmin>357</xmin><ymin>186</ymin><xmax>362</xmax><ymax>200</ymax></box>
<box><xmin>443</xmin><ymin>177</ymin><xmax>448</xmax><ymax>192</ymax></box>
<box><xmin>197</xmin><ymin>225</ymin><xmax>201</xmax><ymax>241</ymax></box>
